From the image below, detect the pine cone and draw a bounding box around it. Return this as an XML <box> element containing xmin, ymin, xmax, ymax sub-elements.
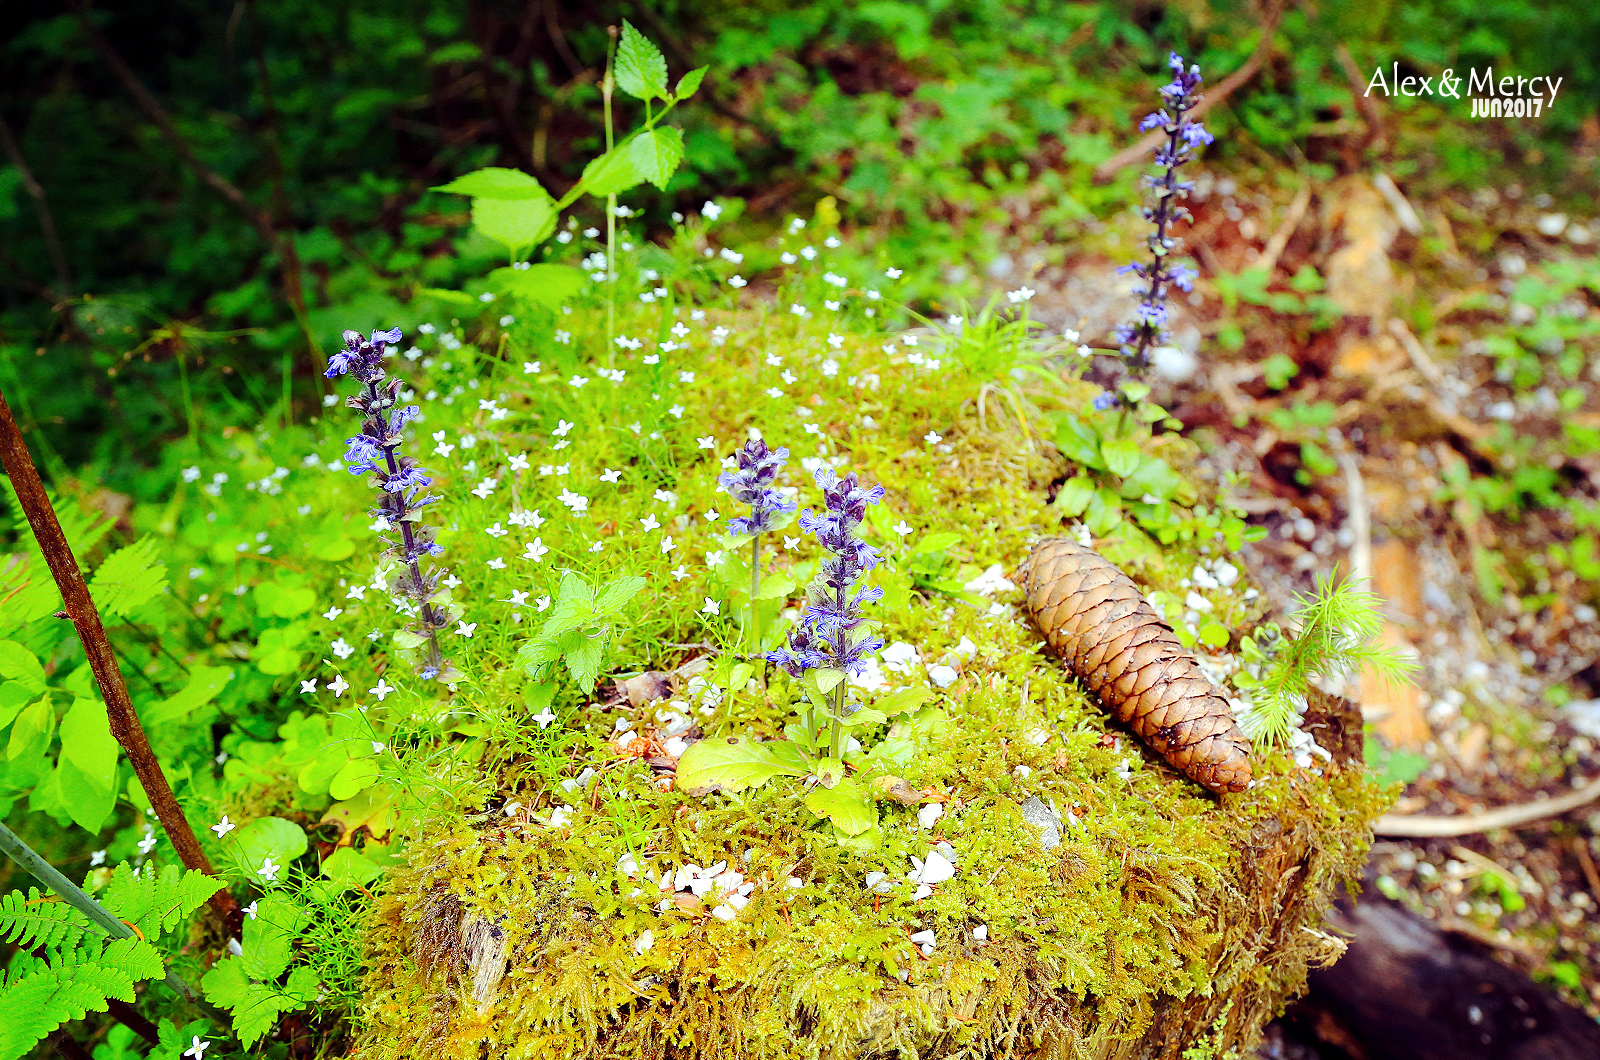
<box><xmin>1018</xmin><ymin>538</ymin><xmax>1252</xmax><ymax>794</ymax></box>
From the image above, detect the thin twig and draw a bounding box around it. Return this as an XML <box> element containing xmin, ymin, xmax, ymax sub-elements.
<box><xmin>1373</xmin><ymin>775</ymin><xmax>1600</xmax><ymax>837</ymax></box>
<box><xmin>0</xmin><ymin>386</ymin><xmax>238</xmax><ymax>929</ymax></box>
<box><xmin>0</xmin><ymin>114</ymin><xmax>71</xmax><ymax>298</ymax></box>
<box><xmin>1093</xmin><ymin>2</ymin><xmax>1284</xmax><ymax>183</ymax></box>
<box><xmin>1333</xmin><ymin>43</ymin><xmax>1387</xmax><ymax>149</ymax></box>
<box><xmin>48</xmin><ymin>1029</ymin><xmax>92</xmax><ymax>1060</ymax></box>
<box><xmin>1257</xmin><ymin>182</ymin><xmax>1312</xmax><ymax>277</ymax></box>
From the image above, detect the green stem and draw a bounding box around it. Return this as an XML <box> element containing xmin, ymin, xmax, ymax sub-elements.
<box><xmin>749</xmin><ymin>534</ymin><xmax>761</xmax><ymax>655</ymax></box>
<box><xmin>829</xmin><ymin>678</ymin><xmax>845</xmax><ymax>761</ymax></box>
<box><xmin>0</xmin><ymin>820</ymin><xmax>198</xmax><ymax>1001</ymax></box>
<box><xmin>603</xmin><ymin>28</ymin><xmax>617</xmax><ymax>347</ymax></box>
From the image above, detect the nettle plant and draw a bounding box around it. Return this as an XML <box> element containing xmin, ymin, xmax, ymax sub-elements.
<box><xmin>429</xmin><ymin>21</ymin><xmax>704</xmax><ymax>327</ymax></box>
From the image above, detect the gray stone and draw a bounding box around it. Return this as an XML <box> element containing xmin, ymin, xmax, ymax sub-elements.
<box><xmin>1020</xmin><ymin>795</ymin><xmax>1063</xmax><ymax>850</ymax></box>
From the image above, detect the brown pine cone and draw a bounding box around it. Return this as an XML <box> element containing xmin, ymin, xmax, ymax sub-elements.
<box><xmin>1017</xmin><ymin>538</ymin><xmax>1252</xmax><ymax>794</ymax></box>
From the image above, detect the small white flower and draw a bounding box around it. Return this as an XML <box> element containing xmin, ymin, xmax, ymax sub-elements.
<box><xmin>331</xmin><ymin>638</ymin><xmax>354</xmax><ymax>659</ymax></box>
<box><xmin>661</xmin><ymin>535</ymin><xmax>677</xmax><ymax>554</ymax></box>
<box><xmin>702</xmin><ymin>200</ymin><xmax>722</xmax><ymax>220</ymax></box>
<box><xmin>258</xmin><ymin>856</ymin><xmax>280</xmax><ymax>883</ymax></box>
<box><xmin>697</xmin><ymin>435</ymin><xmax>716</xmax><ymax>450</ymax></box>
<box><xmin>369</xmin><ymin>679</ymin><xmax>395</xmax><ymax>701</ymax></box>
<box><xmin>601</xmin><ymin>467</ymin><xmax>622</xmax><ymax>484</ymax></box>
<box><xmin>328</xmin><ymin>674</ymin><xmax>350</xmax><ymax>697</ymax></box>
<box><xmin>728</xmin><ymin>274</ymin><xmax>747</xmax><ymax>288</ymax></box>
<box><xmin>825</xmin><ymin>235</ymin><xmax>841</xmax><ymax>247</ymax></box>
<box><xmin>924</xmin><ymin>431</ymin><xmax>943</xmax><ymax>444</ymax></box>
<box><xmin>183</xmin><ymin>1036</ymin><xmax>210</xmax><ymax>1060</ymax></box>
<box><xmin>824</xmin><ymin>299</ymin><xmax>841</xmax><ymax>311</ymax></box>
<box><xmin>568</xmin><ymin>375</ymin><xmax>589</xmax><ymax>388</ymax></box>
<box><xmin>1006</xmin><ymin>285</ymin><xmax>1035</xmax><ymax>303</ymax></box>
<box><xmin>892</xmin><ymin>520</ymin><xmax>913</xmax><ymax>537</ymax></box>
<box><xmin>509</xmin><ymin>589</ymin><xmax>530</xmax><ymax>606</ymax></box>
<box><xmin>508</xmin><ymin>453</ymin><xmax>530</xmax><ymax>472</ymax></box>
<box><xmin>790</xmin><ymin>303</ymin><xmax>808</xmax><ymax>317</ymax></box>
<box><xmin>536</xmin><ymin>595</ymin><xmax>551</xmax><ymax>612</ymax></box>
<box><xmin>1077</xmin><ymin>344</ymin><xmax>1093</xmax><ymax>358</ymax></box>
<box><xmin>523</xmin><ymin>360</ymin><xmax>542</xmax><ymax>374</ymax></box>
<box><xmin>704</xmin><ymin>509</ymin><xmax>720</xmax><ymax>522</ymax></box>
<box><xmin>245</xmin><ymin>901</ymin><xmax>258</xmax><ymax>920</ymax></box>
<box><xmin>211</xmin><ymin>816</ymin><xmax>235</xmax><ymax>838</ymax></box>
<box><xmin>781</xmin><ymin>251</ymin><xmax>797</xmax><ymax>264</ymax></box>
<box><xmin>485</xmin><ymin>522</ymin><xmax>508</xmax><ymax>538</ymax></box>
<box><xmin>886</xmin><ymin>267</ymin><xmax>903</xmax><ymax>278</ymax></box>
<box><xmin>783</xmin><ymin>535</ymin><xmax>800</xmax><ymax>550</ymax></box>
<box><xmin>91</xmin><ymin>850</ymin><xmax>106</xmax><ymax>867</ymax></box>
<box><xmin>531</xmin><ymin>707</ymin><xmax>558</xmax><ymax>730</ymax></box>
<box><xmin>299</xmin><ymin>679</ymin><xmax>317</xmax><ymax>694</ymax></box>
<box><xmin>701</xmin><ymin>598</ymin><xmax>720</xmax><ymax>617</ymax></box>
<box><xmin>182</xmin><ymin>466</ymin><xmax>201</xmax><ymax>483</ymax></box>
<box><xmin>524</xmin><ymin>538</ymin><xmax>549</xmax><ymax>562</ymax></box>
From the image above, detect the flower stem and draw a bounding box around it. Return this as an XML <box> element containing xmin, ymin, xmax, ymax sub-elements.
<box><xmin>749</xmin><ymin>534</ymin><xmax>761</xmax><ymax>655</ymax></box>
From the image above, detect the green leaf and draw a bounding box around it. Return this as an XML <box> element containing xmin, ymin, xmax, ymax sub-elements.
<box><xmin>675</xmin><ymin>736</ymin><xmax>806</xmax><ymax>796</ymax></box>
<box><xmin>471</xmin><ymin>194</ymin><xmax>557</xmax><ymax>252</ymax></box>
<box><xmin>320</xmin><ymin>847</ymin><xmax>382</xmax><ymax>889</ymax></box>
<box><xmin>1197</xmin><ymin>621</ymin><xmax>1231</xmax><ymax>649</ymax></box>
<box><xmin>812</xmin><ymin>668</ymin><xmax>846</xmax><ymax>696</ymax></box>
<box><xmin>0</xmin><ymin>639</ymin><xmax>47</xmax><ymax>693</ymax></box>
<box><xmin>58</xmin><ymin>698</ymin><xmax>119</xmax><ymax>833</ymax></box>
<box><xmin>99</xmin><ymin>864</ymin><xmax>224</xmax><ymax>942</ymax></box>
<box><xmin>88</xmin><ymin>537</ymin><xmax>167</xmax><ymax>618</ymax></box>
<box><xmin>754</xmin><ymin>572</ymin><xmax>797</xmax><ymax>600</ymax></box>
<box><xmin>0</xmin><ymin>936</ymin><xmax>164</xmax><ymax>1059</ymax></box>
<box><xmin>675</xmin><ymin>65</ymin><xmax>709</xmax><ymax>100</ymax></box>
<box><xmin>202</xmin><ymin>953</ymin><xmax>316</xmax><ymax>1050</ymax></box>
<box><xmin>1052</xmin><ymin>475</ymin><xmax>1095</xmax><ymax>517</ymax></box>
<box><xmin>1100</xmin><ymin>437</ymin><xmax>1141</xmax><ymax>478</ymax></box>
<box><xmin>877</xmin><ymin>686</ymin><xmax>933</xmax><ymax>716</ymax></box>
<box><xmin>488</xmin><ymin>264</ymin><xmax>588</xmax><ymax>308</ymax></box>
<box><xmin>231</xmin><ymin>817</ymin><xmax>308</xmax><ymax>880</ymax></box>
<box><xmin>627</xmin><ymin>127</ymin><xmax>686</xmax><ymax>189</ymax></box>
<box><xmin>328</xmin><ymin>757</ymin><xmax>379</xmax><ymax>801</ymax></box>
<box><xmin>563</xmin><ymin>634</ymin><xmax>604</xmax><ymax>691</ymax></box>
<box><xmin>254</xmin><ymin>578</ymin><xmax>315</xmax><ymax>618</ymax></box>
<box><xmin>910</xmin><ymin>532</ymin><xmax>962</xmax><ymax>556</ymax></box>
<box><xmin>594</xmin><ymin>575</ymin><xmax>647</xmax><ymax>617</ymax></box>
<box><xmin>251</xmin><ymin>623</ymin><xmax>308</xmax><ymax>676</ymax></box>
<box><xmin>1054</xmin><ymin>415</ymin><xmax>1104</xmax><ymax>470</ymax></box>
<box><xmin>615</xmin><ymin>21</ymin><xmax>669</xmax><ymax>101</ymax></box>
<box><xmin>1118</xmin><ymin>455</ymin><xmax>1181</xmax><ymax>502</ymax></box>
<box><xmin>842</xmin><ymin>707</ymin><xmax>888</xmax><ymax>729</ymax></box>
<box><xmin>580</xmin><ymin>142</ymin><xmax>647</xmax><ymax>198</ymax></box>
<box><xmin>431</xmin><ymin>167</ymin><xmax>549</xmax><ymax>200</ymax></box>
<box><xmin>6</xmin><ymin>697</ymin><xmax>54</xmax><ymax>761</ymax></box>
<box><xmin>143</xmin><ymin>665</ymin><xmax>231</xmax><ymax>727</ymax></box>
<box><xmin>804</xmin><ymin>777</ymin><xmax>876</xmax><ymax>835</ymax></box>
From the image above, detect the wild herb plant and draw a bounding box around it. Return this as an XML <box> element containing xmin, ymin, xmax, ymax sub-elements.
<box><xmin>1231</xmin><ymin>574</ymin><xmax>1420</xmax><ymax>748</ymax></box>
<box><xmin>718</xmin><ymin>437</ymin><xmax>798</xmax><ymax>655</ymax></box>
<box><xmin>327</xmin><ymin>326</ymin><xmax>460</xmax><ymax>683</ymax></box>
<box><xmin>1101</xmin><ymin>52</ymin><xmax>1210</xmax><ymax>416</ymax></box>
<box><xmin>430</xmin><ymin>21</ymin><xmax>703</xmax><ymax>333</ymax></box>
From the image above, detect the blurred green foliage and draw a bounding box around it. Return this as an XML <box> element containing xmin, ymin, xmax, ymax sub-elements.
<box><xmin>0</xmin><ymin>0</ymin><xmax>1596</xmax><ymax>476</ymax></box>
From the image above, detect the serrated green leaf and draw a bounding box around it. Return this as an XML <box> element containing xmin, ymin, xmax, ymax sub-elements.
<box><xmin>0</xmin><ymin>936</ymin><xmax>163</xmax><ymax>1059</ymax></box>
<box><xmin>100</xmin><ymin>864</ymin><xmax>223</xmax><ymax>942</ymax></box>
<box><xmin>1118</xmin><ymin>455</ymin><xmax>1181</xmax><ymax>502</ymax></box>
<box><xmin>0</xmin><ymin>639</ymin><xmax>46</xmax><ymax>693</ymax></box>
<box><xmin>675</xmin><ymin>736</ymin><xmax>806</xmax><ymax>796</ymax></box>
<box><xmin>431</xmin><ymin>167</ymin><xmax>548</xmax><ymax>199</ymax></box>
<box><xmin>627</xmin><ymin>127</ymin><xmax>685</xmax><ymax>190</ymax></box>
<box><xmin>804</xmin><ymin>777</ymin><xmax>876</xmax><ymax>835</ymax></box>
<box><xmin>88</xmin><ymin>537</ymin><xmax>167</xmax><ymax>618</ymax></box>
<box><xmin>7</xmin><ymin>697</ymin><xmax>53</xmax><ymax>761</ymax></box>
<box><xmin>615</xmin><ymin>21</ymin><xmax>669</xmax><ymax>101</ymax></box>
<box><xmin>675</xmin><ymin>65</ymin><xmax>708</xmax><ymax>100</ymax></box>
<box><xmin>57</xmin><ymin>698</ymin><xmax>118</xmax><ymax>832</ymax></box>
<box><xmin>594</xmin><ymin>575</ymin><xmax>646</xmax><ymax>617</ymax></box>
<box><xmin>581</xmin><ymin>141</ymin><xmax>647</xmax><ymax>198</ymax></box>
<box><xmin>564</xmin><ymin>635</ymin><xmax>604</xmax><ymax>691</ymax></box>
<box><xmin>488</xmin><ymin>264</ymin><xmax>587</xmax><ymax>307</ymax></box>
<box><xmin>471</xmin><ymin>194</ymin><xmax>557</xmax><ymax>252</ymax></box>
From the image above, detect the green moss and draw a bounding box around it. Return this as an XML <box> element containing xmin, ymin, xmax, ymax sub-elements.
<box><xmin>342</xmin><ymin>303</ymin><xmax>1386</xmax><ymax>1060</ymax></box>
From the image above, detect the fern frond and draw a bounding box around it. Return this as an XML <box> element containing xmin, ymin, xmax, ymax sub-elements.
<box><xmin>0</xmin><ymin>937</ymin><xmax>163</xmax><ymax>1060</ymax></box>
<box><xmin>0</xmin><ymin>889</ymin><xmax>92</xmax><ymax>951</ymax></box>
<box><xmin>88</xmin><ymin>535</ymin><xmax>169</xmax><ymax>617</ymax></box>
<box><xmin>100</xmin><ymin>863</ymin><xmax>224</xmax><ymax>943</ymax></box>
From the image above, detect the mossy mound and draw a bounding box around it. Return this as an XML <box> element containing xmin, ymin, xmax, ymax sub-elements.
<box><xmin>330</xmin><ymin>295</ymin><xmax>1387</xmax><ymax>1059</ymax></box>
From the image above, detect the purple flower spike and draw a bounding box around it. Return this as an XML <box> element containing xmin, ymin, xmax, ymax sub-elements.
<box><xmin>718</xmin><ymin>437</ymin><xmax>797</xmax><ymax>537</ymax></box>
<box><xmin>1102</xmin><ymin>52</ymin><xmax>1212</xmax><ymax>403</ymax></box>
<box><xmin>326</xmin><ymin>326</ymin><xmax>458</xmax><ymax>683</ymax></box>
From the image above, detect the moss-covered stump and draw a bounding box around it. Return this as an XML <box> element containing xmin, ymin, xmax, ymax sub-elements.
<box><xmin>348</xmin><ymin>683</ymin><xmax>1383</xmax><ymax>1060</ymax></box>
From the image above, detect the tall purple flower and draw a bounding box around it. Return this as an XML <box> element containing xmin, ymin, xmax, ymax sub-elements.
<box><xmin>327</xmin><ymin>327</ymin><xmax>459</xmax><ymax>683</ymax></box>
<box><xmin>719</xmin><ymin>437</ymin><xmax>797</xmax><ymax>655</ymax></box>
<box><xmin>765</xmin><ymin>467</ymin><xmax>885</xmax><ymax>755</ymax></box>
<box><xmin>1104</xmin><ymin>52</ymin><xmax>1211</xmax><ymax>411</ymax></box>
